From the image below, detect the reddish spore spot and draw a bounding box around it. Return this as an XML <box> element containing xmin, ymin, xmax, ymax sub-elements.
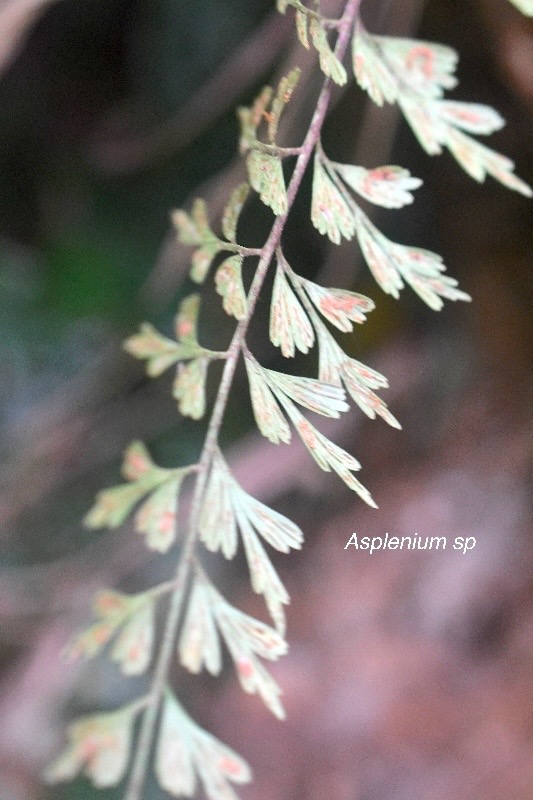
<box><xmin>158</xmin><ymin>511</ymin><xmax>175</xmax><ymax>534</ymax></box>
<box><xmin>236</xmin><ymin>656</ymin><xmax>254</xmax><ymax>679</ymax></box>
<box><xmin>219</xmin><ymin>756</ymin><xmax>244</xmax><ymax>777</ymax></box>
<box><xmin>406</xmin><ymin>46</ymin><xmax>435</xmax><ymax>78</ymax></box>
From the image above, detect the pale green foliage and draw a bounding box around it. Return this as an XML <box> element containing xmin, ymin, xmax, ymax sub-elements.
<box><xmin>268</xmin><ymin>68</ymin><xmax>301</xmax><ymax>141</ymax></box>
<box><xmin>352</xmin><ymin>22</ymin><xmax>532</xmax><ymax>196</ymax></box>
<box><xmin>309</xmin><ymin>17</ymin><xmax>348</xmax><ymax>85</ymax></box>
<box><xmin>300</xmin><ymin>279</ymin><xmax>375</xmax><ymax>331</ymax></box>
<box><xmin>332</xmin><ymin>163</ymin><xmax>422</xmax><ymax>208</ymax></box>
<box><xmin>155</xmin><ymin>691</ymin><xmax>251</xmax><ymax>799</ymax></box>
<box><xmin>65</xmin><ymin>589</ymin><xmax>155</xmax><ymax>676</ymax></box>
<box><xmin>277</xmin><ymin>1</ymin><xmax>347</xmax><ymax>84</ymax></box>
<box><xmin>311</xmin><ymin>151</ymin><xmax>356</xmax><ymax>243</ymax></box>
<box><xmin>122</xmin><ymin>323</ymin><xmax>198</xmax><ymax>377</ymax></box>
<box><xmin>172</xmin><ymin>200</ymin><xmax>224</xmax><ymax>283</ymax></box>
<box><xmin>237</xmin><ymin>69</ymin><xmax>303</xmax><ymax>216</ymax></box>
<box><xmin>354</xmin><ymin>208</ymin><xmax>471</xmax><ymax>310</ymax></box>
<box><xmin>244</xmin><ymin>354</ymin><xmax>292</xmax><ymax>444</ymax></box>
<box><xmin>47</xmin><ymin>3</ymin><xmax>531</xmax><ymax>800</ymax></box>
<box><xmin>221</xmin><ymin>183</ymin><xmax>250</xmax><ymax>243</ymax></box>
<box><xmin>247</xmin><ymin>150</ymin><xmax>288</xmax><ymax>215</ymax></box>
<box><xmin>310</xmin><ymin>149</ymin><xmax>472</xmax><ymax>308</ymax></box>
<box><xmin>173</xmin><ymin>357</ymin><xmax>209</xmax><ymax>419</ymax></box>
<box><xmin>179</xmin><ymin>575</ymin><xmax>288</xmax><ymax>718</ymax></box>
<box><xmin>125</xmin><ymin>294</ymin><xmax>225</xmax><ymax>420</ymax></box>
<box><xmin>215</xmin><ymin>255</ymin><xmax>247</xmax><ymax>321</ymax></box>
<box><xmin>198</xmin><ymin>451</ymin><xmax>301</xmax><ymax>634</ymax></box>
<box><xmin>507</xmin><ymin>0</ymin><xmax>533</xmax><ymax>15</ymax></box>
<box><xmin>270</xmin><ymin>254</ymin><xmax>315</xmax><ymax>356</ymax></box>
<box><xmin>84</xmin><ymin>441</ymin><xmax>188</xmax><ymax>552</ymax></box>
<box><xmin>44</xmin><ymin>702</ymin><xmax>143</xmax><ymax>788</ymax></box>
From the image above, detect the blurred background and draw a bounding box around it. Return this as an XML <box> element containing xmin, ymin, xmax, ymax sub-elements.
<box><xmin>0</xmin><ymin>0</ymin><xmax>531</xmax><ymax>799</ymax></box>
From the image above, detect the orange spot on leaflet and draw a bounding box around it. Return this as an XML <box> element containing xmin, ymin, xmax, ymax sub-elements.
<box><xmin>236</xmin><ymin>656</ymin><xmax>254</xmax><ymax>679</ymax></box>
<box><xmin>131</xmin><ymin>455</ymin><xmax>147</xmax><ymax>473</ymax></box>
<box><xmin>320</xmin><ymin>294</ymin><xmax>357</xmax><ymax>316</ymax></box>
<box><xmin>177</xmin><ymin>320</ymin><xmax>193</xmax><ymax>339</ymax></box>
<box><xmin>101</xmin><ymin>495</ymin><xmax>117</xmax><ymax>511</ymax></box>
<box><xmin>93</xmin><ymin>625</ymin><xmax>113</xmax><ymax>645</ymax></box>
<box><xmin>80</xmin><ymin>736</ymin><xmax>100</xmax><ymax>762</ymax></box>
<box><xmin>128</xmin><ymin>645</ymin><xmax>142</xmax><ymax>662</ymax></box>
<box><xmin>298</xmin><ymin>419</ymin><xmax>317</xmax><ymax>449</ymax></box>
<box><xmin>219</xmin><ymin>756</ymin><xmax>245</xmax><ymax>777</ymax></box>
<box><xmin>123</xmin><ymin>449</ymin><xmax>151</xmax><ymax>480</ymax></box>
<box><xmin>369</xmin><ymin>167</ymin><xmax>395</xmax><ymax>182</ymax></box>
<box><xmin>81</xmin><ymin>733</ymin><xmax>119</xmax><ymax>767</ymax></box>
<box><xmin>158</xmin><ymin>511</ymin><xmax>175</xmax><ymax>534</ymax></box>
<box><xmin>450</xmin><ymin>108</ymin><xmax>484</xmax><ymax>124</ymax></box>
<box><xmin>97</xmin><ymin>594</ymin><xmax>126</xmax><ymax>614</ymax></box>
<box><xmin>406</xmin><ymin>46</ymin><xmax>434</xmax><ymax>78</ymax></box>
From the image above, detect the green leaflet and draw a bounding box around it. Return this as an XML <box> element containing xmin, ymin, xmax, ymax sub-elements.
<box><xmin>354</xmin><ymin>23</ymin><xmax>532</xmax><ymax>196</ymax></box>
<box><xmin>178</xmin><ymin>579</ymin><xmax>223</xmax><ymax>676</ymax></box>
<box><xmin>352</xmin><ymin>20</ymin><xmax>398</xmax><ymax>106</ymax></box>
<box><xmin>44</xmin><ymin>703</ymin><xmax>142</xmax><ymax>788</ymax></box>
<box><xmin>332</xmin><ymin>162</ymin><xmax>422</xmax><ymax>208</ymax></box>
<box><xmin>198</xmin><ymin>451</ymin><xmax>301</xmax><ymax>634</ymax></box>
<box><xmin>300</xmin><ymin>277</ymin><xmax>375</xmax><ymax>332</ymax></box>
<box><xmin>190</xmin><ymin>241</ymin><xmax>223</xmax><ymax>284</ymax></box>
<box><xmin>135</xmin><ymin>476</ymin><xmax>183</xmax><ymax>552</ymax></box>
<box><xmin>172</xmin><ymin>198</ymin><xmax>210</xmax><ymax>242</ymax></box>
<box><xmin>245</xmin><ymin>353</ymin><xmax>292</xmax><ymax>445</ymax></box>
<box><xmin>311</xmin><ymin>317</ymin><xmax>402</xmax><ymax>430</ymax></box>
<box><xmin>309</xmin><ymin>18</ymin><xmax>347</xmax><ymax>86</ymax></box>
<box><xmin>124</xmin><ymin>294</ymin><xmax>205</xmax><ymax>377</ymax></box>
<box><xmin>354</xmin><ymin>208</ymin><xmax>472</xmax><ymax>310</ymax></box>
<box><xmin>179</xmin><ymin>576</ymin><xmax>288</xmax><ymax>718</ymax></box>
<box><xmin>175</xmin><ymin>293</ymin><xmax>201</xmax><ymax>345</ymax></box>
<box><xmin>125</xmin><ymin>294</ymin><xmax>221</xmax><ymax>420</ymax></box>
<box><xmin>215</xmin><ymin>255</ymin><xmax>247</xmax><ymax>321</ymax></box>
<box><xmin>264</xmin><ymin>368</ymin><xmax>349</xmax><ymax>418</ymax></box>
<box><xmin>373</xmin><ymin>34</ymin><xmax>457</xmax><ymax>100</ymax></box>
<box><xmin>172</xmin><ymin>199</ymin><xmax>226</xmax><ymax>283</ymax></box>
<box><xmin>507</xmin><ymin>0</ymin><xmax>533</xmax><ymax>15</ymax></box>
<box><xmin>85</xmin><ymin>441</ymin><xmax>188</xmax><ymax>555</ymax></box>
<box><xmin>84</xmin><ymin>481</ymin><xmax>154</xmax><ymax>530</ymax></box>
<box><xmin>295</xmin><ymin>9</ymin><xmax>309</xmax><ymax>49</ymax></box>
<box><xmin>236</xmin><ymin>502</ymin><xmax>290</xmax><ymax>635</ymax></box>
<box><xmin>156</xmin><ymin>691</ymin><xmax>251</xmax><ymax>799</ymax></box>
<box><xmin>268</xmin><ymin>67</ymin><xmax>301</xmax><ymax>142</ymax></box>
<box><xmin>281</xmin><ymin>2</ymin><xmax>346</xmax><ymax>84</ymax></box>
<box><xmin>199</xmin><ymin>451</ymin><xmax>302</xmax><ymax>557</ymax></box>
<box><xmin>110</xmin><ymin>599</ymin><xmax>155</xmax><ymax>676</ymax></box>
<box><xmin>274</xmin><ymin>390</ymin><xmax>377</xmax><ymax>507</ymax></box>
<box><xmin>199</xmin><ymin>453</ymin><xmax>238</xmax><ymax>559</ymax></box>
<box><xmin>173</xmin><ymin>357</ymin><xmax>209</xmax><ymax>420</ymax></box>
<box><xmin>311</xmin><ymin>152</ymin><xmax>356</xmax><ymax>244</ymax></box>
<box><xmin>270</xmin><ymin>255</ymin><xmax>314</xmax><ymax>357</ymax></box>
<box><xmin>221</xmin><ymin>182</ymin><xmax>250</xmax><ymax>242</ymax></box>
<box><xmin>247</xmin><ymin>149</ymin><xmax>288</xmax><ymax>216</ymax></box>
<box><xmin>123</xmin><ymin>323</ymin><xmax>196</xmax><ymax>377</ymax></box>
<box><xmin>238</xmin><ymin>68</ymin><xmax>304</xmax><ymax>216</ymax></box>
<box><xmin>66</xmin><ymin>587</ymin><xmax>157</xmax><ymax>676</ymax></box>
